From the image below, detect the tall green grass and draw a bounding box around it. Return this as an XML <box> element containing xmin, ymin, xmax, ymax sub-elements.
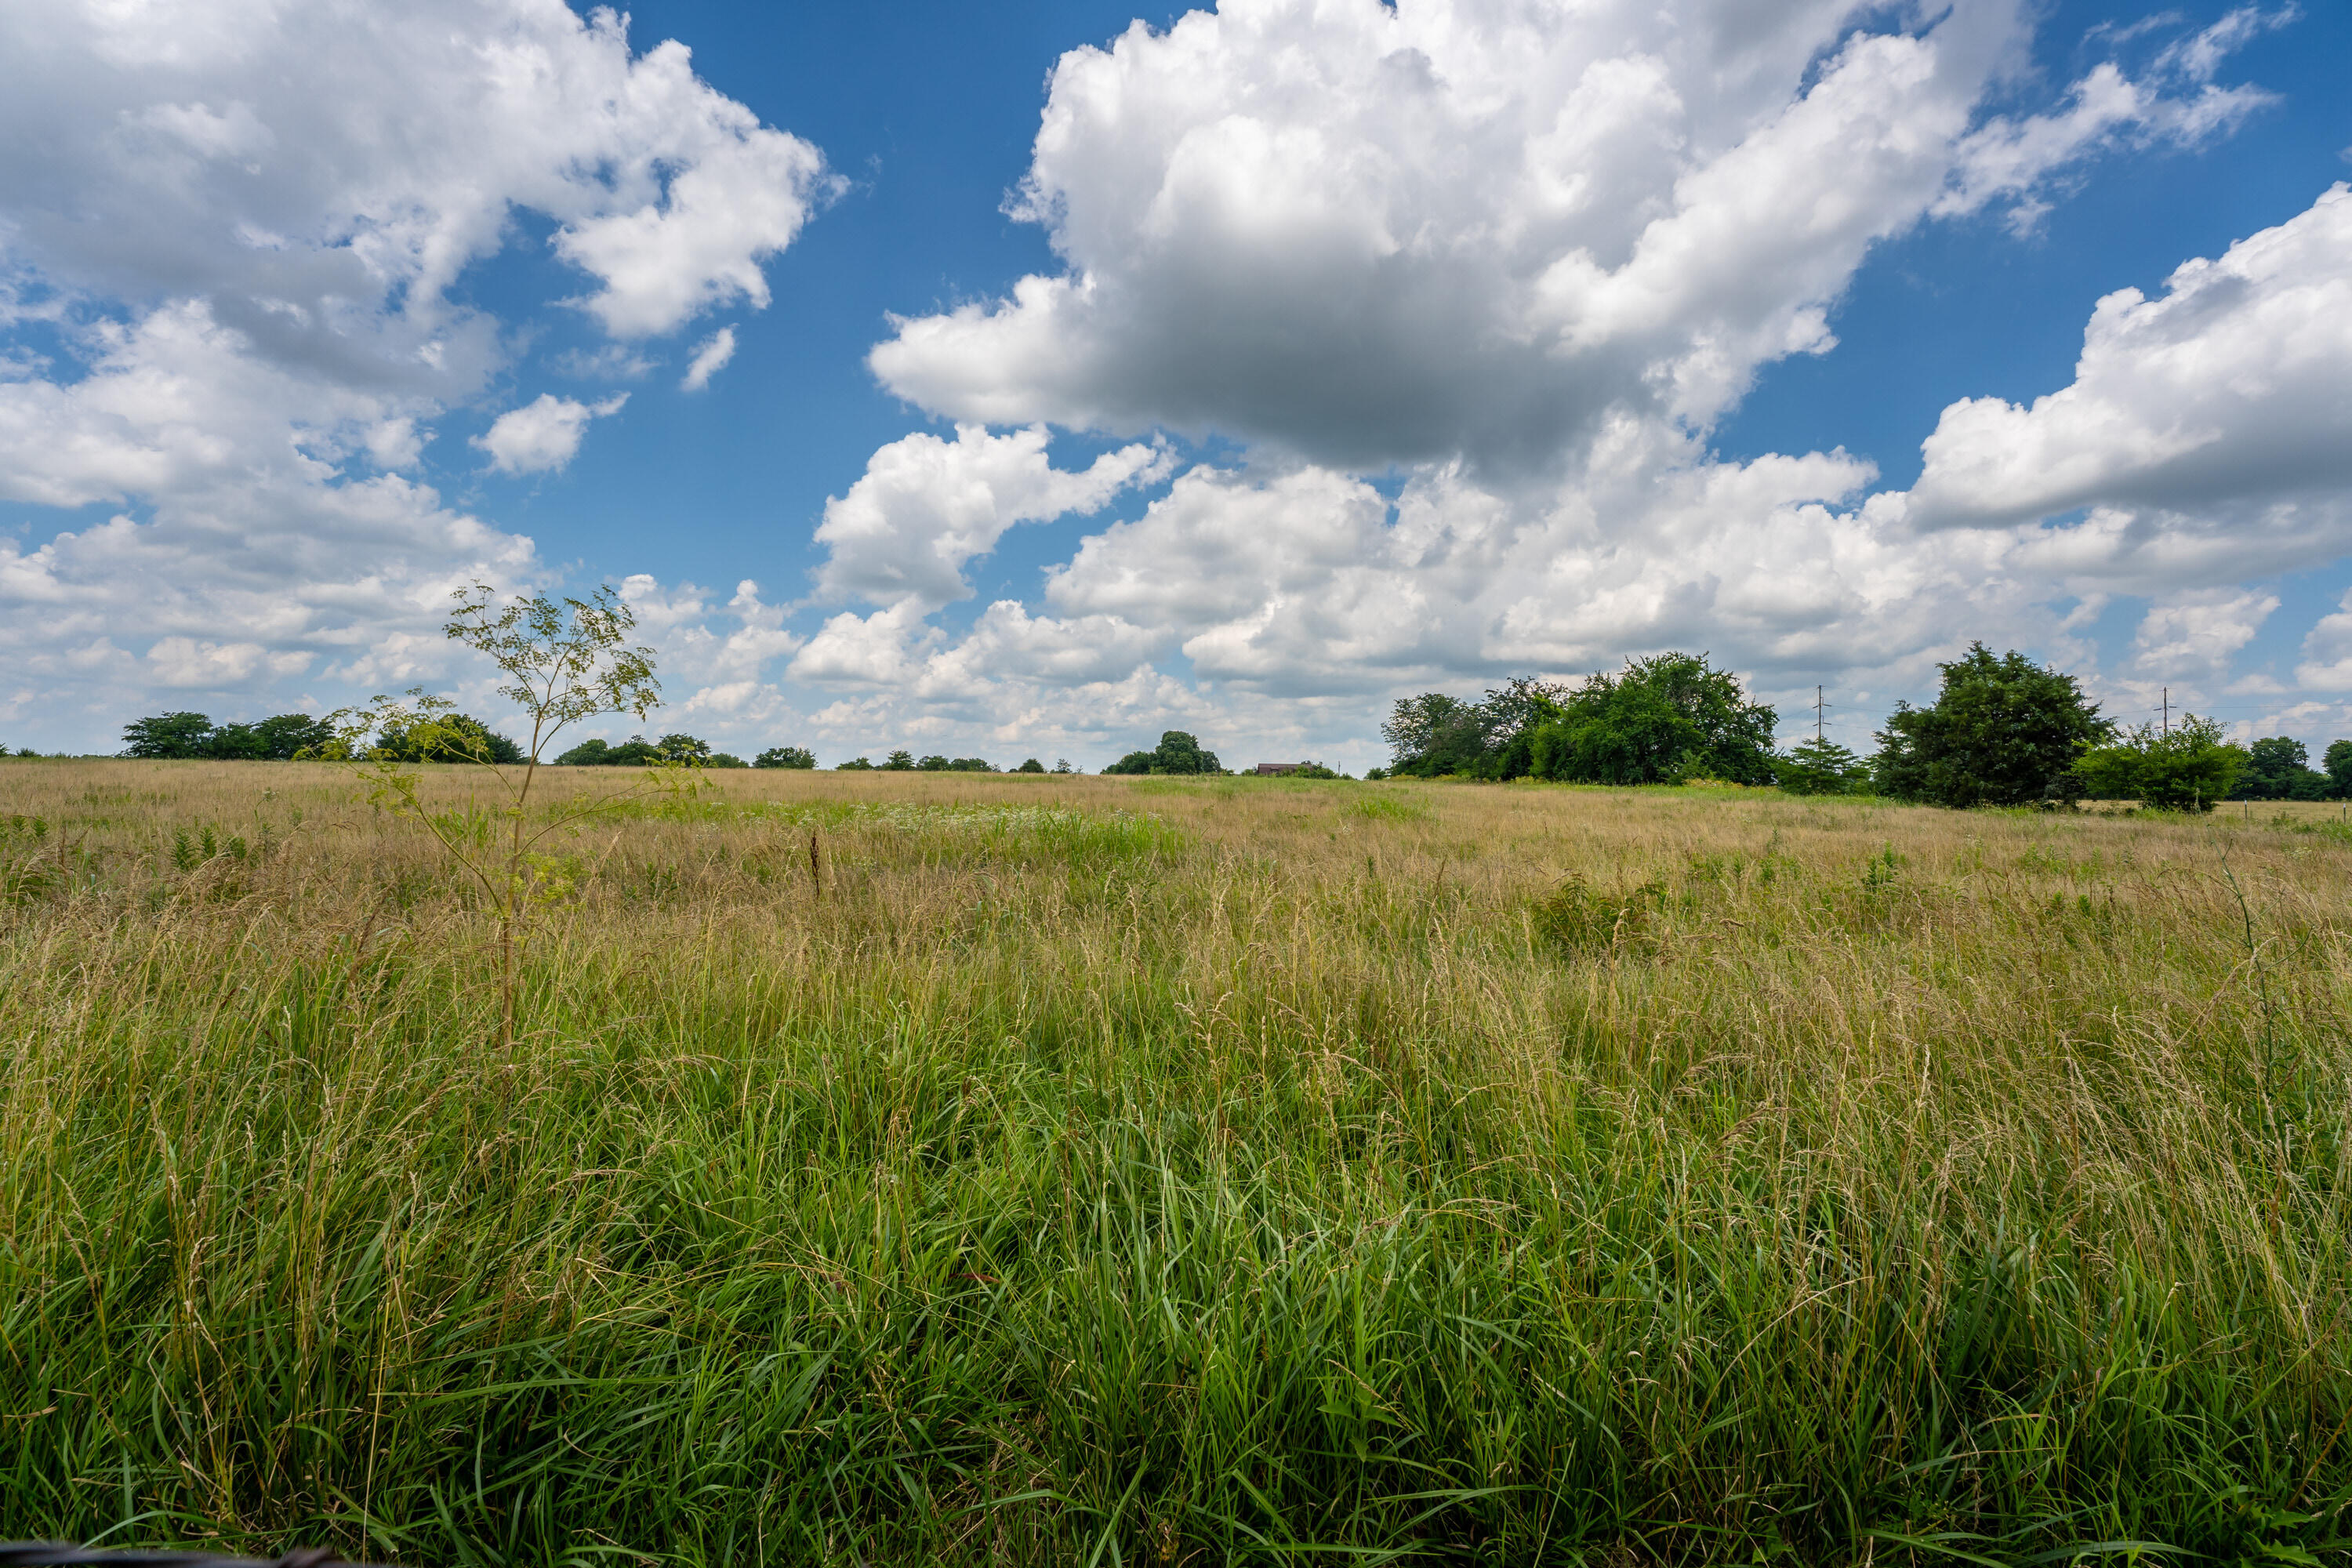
<box><xmin>1</xmin><ymin>762</ymin><xmax>2347</xmax><ymax>1564</ymax></box>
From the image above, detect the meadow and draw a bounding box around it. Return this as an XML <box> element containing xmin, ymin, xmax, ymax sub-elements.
<box><xmin>2</xmin><ymin>759</ymin><xmax>2347</xmax><ymax>1566</ymax></box>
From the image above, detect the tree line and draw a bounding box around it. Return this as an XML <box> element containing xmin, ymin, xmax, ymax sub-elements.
<box><xmin>1381</xmin><ymin>645</ymin><xmax>2352</xmax><ymax>811</ymax></box>
<box><xmin>87</xmin><ymin>645</ymin><xmax>2352</xmax><ymax>810</ymax></box>
<box><xmin>113</xmin><ymin>710</ymin><xmax>837</xmax><ymax>771</ymax></box>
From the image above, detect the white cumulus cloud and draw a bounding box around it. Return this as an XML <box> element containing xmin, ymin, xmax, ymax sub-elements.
<box><xmin>474</xmin><ymin>393</ymin><xmax>628</xmax><ymax>474</ymax></box>
<box><xmin>1909</xmin><ymin>183</ymin><xmax>2352</xmax><ymax>537</ymax></box>
<box><xmin>870</xmin><ymin>0</ymin><xmax>2258</xmax><ymax>474</ymax></box>
<box><xmin>808</xmin><ymin>423</ymin><xmax>1170</xmax><ymax>613</ymax></box>
<box><xmin>0</xmin><ymin>0</ymin><xmax>828</xmax><ymax>739</ymax></box>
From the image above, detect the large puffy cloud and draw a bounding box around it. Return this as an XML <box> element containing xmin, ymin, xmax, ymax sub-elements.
<box><xmin>779</xmin><ymin>2</ymin><xmax>2320</xmax><ymax>764</ymax></box>
<box><xmin>871</xmin><ymin>0</ymin><xmax>2261</xmax><ymax>474</ymax></box>
<box><xmin>0</xmin><ymin>0</ymin><xmax>828</xmax><ymax>742</ymax></box>
<box><xmin>1910</xmin><ymin>183</ymin><xmax>2352</xmax><ymax>537</ymax></box>
<box><xmin>0</xmin><ymin>0</ymin><xmax>832</xmax><ymax>344</ymax></box>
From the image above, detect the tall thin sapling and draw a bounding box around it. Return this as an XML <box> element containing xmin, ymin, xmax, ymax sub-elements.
<box><xmin>321</xmin><ymin>582</ymin><xmax>662</xmax><ymax>1046</ymax></box>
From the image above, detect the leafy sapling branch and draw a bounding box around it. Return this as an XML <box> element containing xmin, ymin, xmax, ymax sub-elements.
<box><xmin>318</xmin><ymin>581</ymin><xmax>666</xmax><ymax>1047</ymax></box>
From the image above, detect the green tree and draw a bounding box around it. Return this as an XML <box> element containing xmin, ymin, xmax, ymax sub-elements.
<box><xmin>122</xmin><ymin>712</ymin><xmax>216</xmax><ymax>758</ymax></box>
<box><xmin>375</xmin><ymin>712</ymin><xmax>526</xmax><ymax>764</ymax></box>
<box><xmin>916</xmin><ymin>754</ymin><xmax>951</xmax><ymax>771</ymax></box>
<box><xmin>323</xmin><ymin>582</ymin><xmax>662</xmax><ymax>1048</ymax></box>
<box><xmin>2325</xmin><ymin>740</ymin><xmax>2352</xmax><ymax>799</ymax></box>
<box><xmin>1525</xmin><ymin>652</ymin><xmax>1776</xmax><ymax>786</ymax></box>
<box><xmin>756</xmin><ymin>746</ymin><xmax>817</xmax><ymax>769</ymax></box>
<box><xmin>1773</xmin><ymin>736</ymin><xmax>1870</xmax><ymax>796</ymax></box>
<box><xmin>2074</xmin><ymin>716</ymin><xmax>2245</xmax><ymax>812</ymax></box>
<box><xmin>1106</xmin><ymin>731</ymin><xmax>1221</xmax><ymax>775</ymax></box>
<box><xmin>882</xmin><ymin>750</ymin><xmax>916</xmax><ymax>771</ymax></box>
<box><xmin>251</xmin><ymin>713</ymin><xmax>335</xmax><ymax>760</ymax></box>
<box><xmin>553</xmin><ymin>736</ymin><xmax>664</xmax><ymax>767</ymax></box>
<box><xmin>946</xmin><ymin>757</ymin><xmax>993</xmax><ymax>772</ymax></box>
<box><xmin>2238</xmin><ymin>736</ymin><xmax>2330</xmax><ymax>800</ymax></box>
<box><xmin>1873</xmin><ymin>644</ymin><xmax>2108</xmax><ymax>808</ymax></box>
<box><xmin>1381</xmin><ymin>692</ymin><xmax>1493</xmax><ymax>776</ymax></box>
<box><xmin>655</xmin><ymin>733</ymin><xmax>711</xmax><ymax>764</ymax></box>
<box><xmin>204</xmin><ymin>721</ymin><xmax>270</xmax><ymax>760</ymax></box>
<box><xmin>836</xmin><ymin>756</ymin><xmax>876</xmax><ymax>771</ymax></box>
<box><xmin>1016</xmin><ymin>757</ymin><xmax>1046</xmax><ymax>774</ymax></box>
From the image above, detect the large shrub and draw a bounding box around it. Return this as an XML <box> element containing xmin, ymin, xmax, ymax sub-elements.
<box><xmin>1873</xmin><ymin>644</ymin><xmax>2107</xmax><ymax>808</ymax></box>
<box><xmin>2073</xmin><ymin>717</ymin><xmax>2245</xmax><ymax>812</ymax></box>
<box><xmin>1772</xmin><ymin>737</ymin><xmax>1871</xmax><ymax>796</ymax></box>
<box><xmin>1524</xmin><ymin>653</ymin><xmax>1777</xmax><ymax>785</ymax></box>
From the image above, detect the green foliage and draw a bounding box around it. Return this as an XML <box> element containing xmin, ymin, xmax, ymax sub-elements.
<box><xmin>372</xmin><ymin>712</ymin><xmax>525</xmax><ymax>765</ymax></box>
<box><xmin>1526</xmin><ymin>652</ymin><xmax>1777</xmax><ymax>785</ymax></box>
<box><xmin>169</xmin><ymin>824</ymin><xmax>249</xmax><ymax>871</ymax></box>
<box><xmin>8</xmin><ymin>776</ymin><xmax>2352</xmax><ymax>1563</ymax></box>
<box><xmin>2238</xmin><ymin>735</ymin><xmax>2332</xmax><ymax>800</ymax></box>
<box><xmin>441</xmin><ymin>580</ymin><xmax>660</xmax><ymax>760</ymax></box>
<box><xmin>2325</xmin><ymin>739</ymin><xmax>2352</xmax><ymax>798</ymax></box>
<box><xmin>1345</xmin><ymin>793</ymin><xmax>1428</xmax><ymax>822</ymax></box>
<box><xmin>882</xmin><ymin>750</ymin><xmax>916</xmax><ymax>771</ymax></box>
<box><xmin>553</xmin><ymin>733</ymin><xmax>723</xmax><ymax>768</ymax></box>
<box><xmin>1874</xmin><ymin>644</ymin><xmax>2108</xmax><ymax>808</ymax></box>
<box><xmin>121</xmin><ymin>711</ymin><xmax>216</xmax><ymax>758</ymax></box>
<box><xmin>1773</xmin><ymin>736</ymin><xmax>1871</xmax><ymax>796</ymax></box>
<box><xmin>553</xmin><ymin>736</ymin><xmax>663</xmax><ymax>767</ymax></box>
<box><xmin>2074</xmin><ymin>716</ymin><xmax>2245</xmax><ymax>812</ymax></box>
<box><xmin>1381</xmin><ymin>678</ymin><xmax>1567</xmax><ymax>778</ymax></box>
<box><xmin>319</xmin><ymin>581</ymin><xmax>670</xmax><ymax>1047</ymax></box>
<box><xmin>1530</xmin><ymin>872</ymin><xmax>1665</xmax><ymax>955</ymax></box>
<box><xmin>122</xmin><ymin>711</ymin><xmax>336</xmax><ymax>760</ymax></box>
<box><xmin>755</xmin><ymin>746</ymin><xmax>818</xmax><ymax>770</ymax></box>
<box><xmin>1016</xmin><ymin>757</ymin><xmax>1046</xmax><ymax>773</ymax></box>
<box><xmin>1381</xmin><ymin>691</ymin><xmax>1490</xmax><ymax>775</ymax></box>
<box><xmin>836</xmin><ymin>756</ymin><xmax>876</xmax><ymax>771</ymax></box>
<box><xmin>1105</xmin><ymin>730</ymin><xmax>1222</xmax><ymax>775</ymax></box>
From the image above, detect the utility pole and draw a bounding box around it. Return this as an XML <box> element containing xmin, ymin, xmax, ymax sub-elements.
<box><xmin>1813</xmin><ymin>684</ymin><xmax>1831</xmax><ymax>743</ymax></box>
<box><xmin>2156</xmin><ymin>687</ymin><xmax>2171</xmax><ymax>737</ymax></box>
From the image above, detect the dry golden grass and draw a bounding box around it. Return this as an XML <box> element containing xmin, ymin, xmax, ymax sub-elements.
<box><xmin>2</xmin><ymin>758</ymin><xmax>2348</xmax><ymax>1564</ymax></box>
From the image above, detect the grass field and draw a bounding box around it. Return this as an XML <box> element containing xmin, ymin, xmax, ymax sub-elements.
<box><xmin>2</xmin><ymin>759</ymin><xmax>2348</xmax><ymax>1566</ymax></box>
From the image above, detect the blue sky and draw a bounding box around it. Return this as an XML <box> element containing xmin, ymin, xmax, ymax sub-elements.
<box><xmin>3</xmin><ymin>0</ymin><xmax>2350</xmax><ymax>769</ymax></box>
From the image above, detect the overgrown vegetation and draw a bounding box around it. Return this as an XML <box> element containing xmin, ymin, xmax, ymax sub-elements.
<box><xmin>3</xmin><ymin>760</ymin><xmax>2349</xmax><ymax>1565</ymax></box>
